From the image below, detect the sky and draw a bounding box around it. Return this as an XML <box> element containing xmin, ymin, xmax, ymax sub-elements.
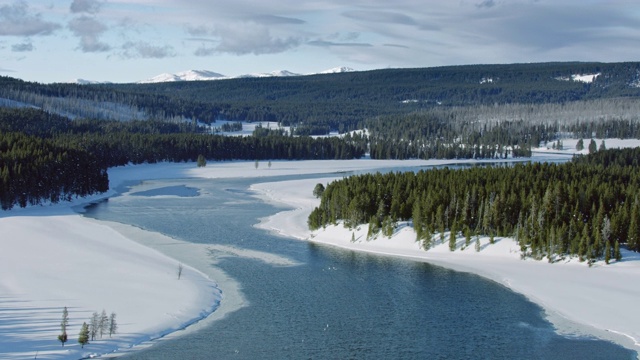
<box><xmin>0</xmin><ymin>0</ymin><xmax>639</xmax><ymax>83</ymax></box>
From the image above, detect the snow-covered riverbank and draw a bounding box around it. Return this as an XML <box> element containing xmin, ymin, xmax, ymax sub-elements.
<box><xmin>1</xmin><ymin>141</ymin><xmax>636</xmax><ymax>359</ymax></box>
<box><xmin>250</xmin><ymin>149</ymin><xmax>640</xmax><ymax>355</ymax></box>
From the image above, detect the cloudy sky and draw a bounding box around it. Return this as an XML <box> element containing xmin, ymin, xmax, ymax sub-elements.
<box><xmin>0</xmin><ymin>0</ymin><xmax>639</xmax><ymax>83</ymax></box>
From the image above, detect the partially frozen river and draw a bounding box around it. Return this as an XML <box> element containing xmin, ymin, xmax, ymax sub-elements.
<box><xmin>84</xmin><ymin>167</ymin><xmax>635</xmax><ymax>359</ymax></box>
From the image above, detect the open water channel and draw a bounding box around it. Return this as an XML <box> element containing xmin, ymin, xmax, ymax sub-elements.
<box><xmin>83</xmin><ymin>165</ymin><xmax>636</xmax><ymax>359</ymax></box>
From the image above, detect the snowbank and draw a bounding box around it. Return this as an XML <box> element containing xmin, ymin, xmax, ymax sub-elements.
<box><xmin>0</xmin><ymin>166</ymin><xmax>220</xmax><ymax>360</ymax></box>
<box><xmin>0</xmin><ymin>206</ymin><xmax>220</xmax><ymax>360</ymax></box>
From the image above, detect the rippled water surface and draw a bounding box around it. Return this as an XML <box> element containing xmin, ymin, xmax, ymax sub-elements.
<box><xmin>83</xmin><ymin>170</ymin><xmax>636</xmax><ymax>360</ymax></box>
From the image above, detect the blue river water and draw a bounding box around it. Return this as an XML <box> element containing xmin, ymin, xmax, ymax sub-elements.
<box><xmin>83</xmin><ymin>167</ymin><xmax>636</xmax><ymax>359</ymax></box>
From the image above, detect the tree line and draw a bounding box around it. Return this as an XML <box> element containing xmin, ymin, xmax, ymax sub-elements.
<box><xmin>0</xmin><ymin>107</ymin><xmax>364</xmax><ymax>210</ymax></box>
<box><xmin>308</xmin><ymin>148</ymin><xmax>640</xmax><ymax>263</ymax></box>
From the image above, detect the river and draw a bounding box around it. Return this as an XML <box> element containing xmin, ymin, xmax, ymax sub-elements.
<box><xmin>83</xmin><ymin>167</ymin><xmax>635</xmax><ymax>359</ymax></box>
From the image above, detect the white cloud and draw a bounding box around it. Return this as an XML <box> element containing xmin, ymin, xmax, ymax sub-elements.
<box><xmin>70</xmin><ymin>0</ymin><xmax>103</xmax><ymax>14</ymax></box>
<box><xmin>121</xmin><ymin>41</ymin><xmax>176</xmax><ymax>58</ymax></box>
<box><xmin>0</xmin><ymin>1</ymin><xmax>61</xmax><ymax>36</ymax></box>
<box><xmin>11</xmin><ymin>41</ymin><xmax>32</xmax><ymax>52</ymax></box>
<box><xmin>68</xmin><ymin>16</ymin><xmax>111</xmax><ymax>52</ymax></box>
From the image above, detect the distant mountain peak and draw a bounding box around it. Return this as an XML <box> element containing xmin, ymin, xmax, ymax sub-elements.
<box><xmin>137</xmin><ymin>67</ymin><xmax>357</xmax><ymax>84</ymax></box>
<box><xmin>138</xmin><ymin>70</ymin><xmax>226</xmax><ymax>84</ymax></box>
<box><xmin>318</xmin><ymin>66</ymin><xmax>355</xmax><ymax>74</ymax></box>
<box><xmin>239</xmin><ymin>70</ymin><xmax>302</xmax><ymax>78</ymax></box>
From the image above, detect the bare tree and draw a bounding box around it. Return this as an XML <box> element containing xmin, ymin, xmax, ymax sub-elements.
<box><xmin>177</xmin><ymin>263</ymin><xmax>184</xmax><ymax>280</ymax></box>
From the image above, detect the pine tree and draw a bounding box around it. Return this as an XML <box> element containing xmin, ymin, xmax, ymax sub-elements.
<box><xmin>588</xmin><ymin>139</ymin><xmax>597</xmax><ymax>154</ymax></box>
<box><xmin>57</xmin><ymin>307</ymin><xmax>69</xmax><ymax>347</ymax></box>
<box><xmin>99</xmin><ymin>309</ymin><xmax>108</xmax><ymax>339</ymax></box>
<box><xmin>312</xmin><ymin>183</ymin><xmax>325</xmax><ymax>198</ymax></box>
<box><xmin>614</xmin><ymin>240</ymin><xmax>622</xmax><ymax>261</ymax></box>
<box><xmin>78</xmin><ymin>322</ymin><xmax>90</xmax><ymax>348</ymax></box>
<box><xmin>108</xmin><ymin>312</ymin><xmax>118</xmax><ymax>338</ymax></box>
<box><xmin>604</xmin><ymin>240</ymin><xmax>611</xmax><ymax>264</ymax></box>
<box><xmin>89</xmin><ymin>312</ymin><xmax>99</xmax><ymax>341</ymax></box>
<box><xmin>449</xmin><ymin>225</ymin><xmax>457</xmax><ymax>252</ymax></box>
<box><xmin>464</xmin><ymin>226</ymin><xmax>471</xmax><ymax>248</ymax></box>
<box><xmin>412</xmin><ymin>200</ymin><xmax>423</xmax><ymax>241</ymax></box>
<box><xmin>628</xmin><ymin>202</ymin><xmax>640</xmax><ymax>252</ymax></box>
<box><xmin>576</xmin><ymin>138</ymin><xmax>584</xmax><ymax>151</ymax></box>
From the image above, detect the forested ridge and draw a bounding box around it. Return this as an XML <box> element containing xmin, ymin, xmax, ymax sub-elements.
<box><xmin>309</xmin><ymin>148</ymin><xmax>640</xmax><ymax>262</ymax></box>
<box><xmin>2</xmin><ymin>61</ymin><xmax>640</xmax><ymax>134</ymax></box>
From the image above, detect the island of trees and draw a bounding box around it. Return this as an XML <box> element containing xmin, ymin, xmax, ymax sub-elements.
<box><xmin>308</xmin><ymin>148</ymin><xmax>640</xmax><ymax>263</ymax></box>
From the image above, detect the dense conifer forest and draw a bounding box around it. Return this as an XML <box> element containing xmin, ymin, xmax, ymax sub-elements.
<box><xmin>0</xmin><ymin>107</ymin><xmax>363</xmax><ymax>210</ymax></box>
<box><xmin>2</xmin><ymin>61</ymin><xmax>640</xmax><ymax>134</ymax></box>
<box><xmin>308</xmin><ymin>148</ymin><xmax>640</xmax><ymax>262</ymax></box>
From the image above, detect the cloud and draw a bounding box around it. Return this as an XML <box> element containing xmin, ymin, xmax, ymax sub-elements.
<box><xmin>474</xmin><ymin>4</ymin><xmax>640</xmax><ymax>51</ymax></box>
<box><xmin>308</xmin><ymin>40</ymin><xmax>373</xmax><ymax>47</ymax></box>
<box><xmin>342</xmin><ymin>10</ymin><xmax>418</xmax><ymax>26</ymax></box>
<box><xmin>11</xmin><ymin>41</ymin><xmax>32</xmax><ymax>52</ymax></box>
<box><xmin>476</xmin><ymin>0</ymin><xmax>496</xmax><ymax>8</ymax></box>
<box><xmin>70</xmin><ymin>0</ymin><xmax>103</xmax><ymax>14</ymax></box>
<box><xmin>194</xmin><ymin>46</ymin><xmax>215</xmax><ymax>56</ymax></box>
<box><xmin>121</xmin><ymin>41</ymin><xmax>176</xmax><ymax>58</ymax></box>
<box><xmin>68</xmin><ymin>16</ymin><xmax>110</xmax><ymax>52</ymax></box>
<box><xmin>383</xmin><ymin>43</ymin><xmax>410</xmax><ymax>49</ymax></box>
<box><xmin>251</xmin><ymin>14</ymin><xmax>306</xmax><ymax>25</ymax></box>
<box><xmin>0</xmin><ymin>1</ymin><xmax>61</xmax><ymax>36</ymax></box>
<box><xmin>193</xmin><ymin>22</ymin><xmax>304</xmax><ymax>55</ymax></box>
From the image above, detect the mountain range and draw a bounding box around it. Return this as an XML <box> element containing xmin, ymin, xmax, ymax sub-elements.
<box><xmin>134</xmin><ymin>66</ymin><xmax>355</xmax><ymax>84</ymax></box>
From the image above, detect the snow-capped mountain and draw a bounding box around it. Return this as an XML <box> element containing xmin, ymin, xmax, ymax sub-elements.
<box><xmin>137</xmin><ymin>67</ymin><xmax>356</xmax><ymax>84</ymax></box>
<box><xmin>318</xmin><ymin>66</ymin><xmax>355</xmax><ymax>74</ymax></box>
<box><xmin>138</xmin><ymin>70</ymin><xmax>226</xmax><ymax>84</ymax></box>
<box><xmin>238</xmin><ymin>70</ymin><xmax>302</xmax><ymax>78</ymax></box>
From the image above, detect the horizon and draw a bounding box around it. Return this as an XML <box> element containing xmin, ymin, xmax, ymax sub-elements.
<box><xmin>1</xmin><ymin>1</ymin><xmax>639</xmax><ymax>83</ymax></box>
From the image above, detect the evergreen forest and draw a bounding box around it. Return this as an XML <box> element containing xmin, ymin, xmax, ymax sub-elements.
<box><xmin>308</xmin><ymin>148</ymin><xmax>640</xmax><ymax>263</ymax></box>
<box><xmin>0</xmin><ymin>107</ymin><xmax>363</xmax><ymax>210</ymax></box>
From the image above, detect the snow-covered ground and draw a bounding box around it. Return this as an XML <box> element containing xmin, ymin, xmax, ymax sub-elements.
<box><xmin>1</xmin><ymin>140</ymin><xmax>638</xmax><ymax>359</ymax></box>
